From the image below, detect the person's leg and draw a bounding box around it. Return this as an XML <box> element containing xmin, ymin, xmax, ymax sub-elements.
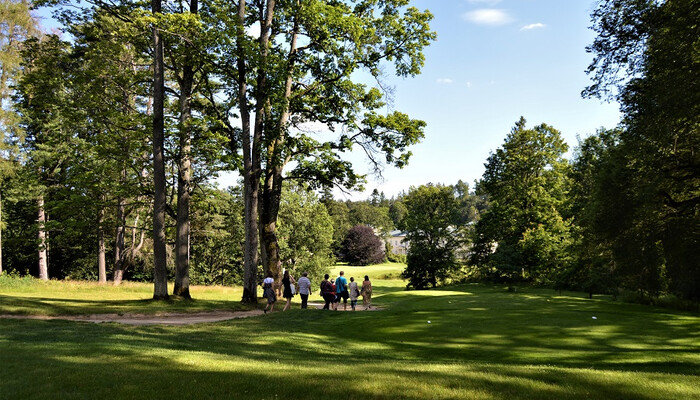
<box><xmin>323</xmin><ymin>295</ymin><xmax>330</xmax><ymax>309</ymax></box>
<box><xmin>301</xmin><ymin>293</ymin><xmax>308</xmax><ymax>309</ymax></box>
<box><xmin>284</xmin><ymin>297</ymin><xmax>291</xmax><ymax>311</ymax></box>
<box><xmin>351</xmin><ymin>300</ymin><xmax>356</xmax><ymax>311</ymax></box>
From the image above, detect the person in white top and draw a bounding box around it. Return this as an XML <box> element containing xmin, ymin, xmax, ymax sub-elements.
<box><xmin>261</xmin><ymin>271</ymin><xmax>276</xmax><ymax>314</ymax></box>
<box><xmin>297</xmin><ymin>272</ymin><xmax>312</xmax><ymax>309</ymax></box>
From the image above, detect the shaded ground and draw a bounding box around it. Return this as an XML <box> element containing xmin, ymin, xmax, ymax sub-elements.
<box><xmin>0</xmin><ymin>302</ymin><xmax>381</xmax><ymax>325</ymax></box>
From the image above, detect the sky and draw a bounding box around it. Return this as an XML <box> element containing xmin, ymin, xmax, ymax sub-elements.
<box><xmin>317</xmin><ymin>0</ymin><xmax>623</xmax><ymax>200</ymax></box>
<box><xmin>37</xmin><ymin>0</ymin><xmax>622</xmax><ymax>200</ymax></box>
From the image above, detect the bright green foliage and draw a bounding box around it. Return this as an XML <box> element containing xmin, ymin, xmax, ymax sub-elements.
<box><xmin>0</xmin><ymin>0</ymin><xmax>38</xmax><ymax>166</ymax></box>
<box><xmin>202</xmin><ymin>0</ymin><xmax>434</xmax><ymax>186</ymax></box>
<box><xmin>453</xmin><ymin>179</ymin><xmax>487</xmax><ymax>226</ymax></box>
<box><xmin>10</xmin><ymin>14</ymin><xmax>153</xmax><ymax>279</ymax></box>
<box><xmin>349</xmin><ymin>201</ymin><xmax>394</xmax><ymax>234</ymax></box>
<box><xmin>320</xmin><ymin>192</ymin><xmax>352</xmax><ymax>255</ymax></box>
<box><xmin>388</xmin><ymin>196</ymin><xmax>407</xmax><ymax>230</ymax></box>
<box><xmin>189</xmin><ymin>187</ymin><xmax>245</xmax><ymax>286</ymax></box>
<box><xmin>402</xmin><ymin>184</ymin><xmax>463</xmax><ymax>289</ymax></box>
<box><xmin>277</xmin><ymin>183</ymin><xmax>334</xmax><ymax>282</ymax></box>
<box><xmin>202</xmin><ymin>0</ymin><xmax>434</xmax><ymax>291</ymax></box>
<box><xmin>472</xmin><ymin>118</ymin><xmax>572</xmax><ymax>283</ymax></box>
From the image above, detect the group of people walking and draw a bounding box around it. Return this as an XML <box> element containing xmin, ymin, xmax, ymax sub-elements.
<box><xmin>261</xmin><ymin>270</ymin><xmax>372</xmax><ymax>313</ymax></box>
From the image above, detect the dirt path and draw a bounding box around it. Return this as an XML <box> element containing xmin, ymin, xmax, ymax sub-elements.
<box><xmin>0</xmin><ymin>303</ymin><xmax>381</xmax><ymax>326</ymax></box>
<box><xmin>0</xmin><ymin>310</ymin><xmax>264</xmax><ymax>326</ymax></box>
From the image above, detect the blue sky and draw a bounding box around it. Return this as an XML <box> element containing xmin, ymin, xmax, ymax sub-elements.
<box><xmin>37</xmin><ymin>1</ymin><xmax>621</xmax><ymax>199</ymax></box>
<box><xmin>334</xmin><ymin>0</ymin><xmax>622</xmax><ymax>199</ymax></box>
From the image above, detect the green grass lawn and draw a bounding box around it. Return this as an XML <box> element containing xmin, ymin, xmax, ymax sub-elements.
<box><xmin>1</xmin><ymin>265</ymin><xmax>699</xmax><ymax>399</ymax></box>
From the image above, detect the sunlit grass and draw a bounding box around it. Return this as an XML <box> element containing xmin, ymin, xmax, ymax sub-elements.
<box><xmin>1</xmin><ymin>269</ymin><xmax>699</xmax><ymax>399</ymax></box>
<box><xmin>0</xmin><ymin>278</ymin><xmax>251</xmax><ymax>316</ymax></box>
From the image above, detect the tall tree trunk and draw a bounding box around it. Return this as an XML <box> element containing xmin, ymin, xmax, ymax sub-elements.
<box><xmin>152</xmin><ymin>0</ymin><xmax>168</xmax><ymax>300</ymax></box>
<box><xmin>259</xmin><ymin>6</ymin><xmax>297</xmax><ymax>286</ymax></box>
<box><xmin>254</xmin><ymin>0</ymin><xmax>276</xmax><ymax>275</ymax></box>
<box><xmin>173</xmin><ymin>0</ymin><xmax>198</xmax><ymax>299</ymax></box>
<box><xmin>37</xmin><ymin>195</ymin><xmax>48</xmax><ymax>280</ymax></box>
<box><xmin>113</xmin><ymin>193</ymin><xmax>126</xmax><ymax>285</ymax></box>
<box><xmin>0</xmin><ymin>191</ymin><xmax>3</xmax><ymax>275</ymax></box>
<box><xmin>260</xmin><ymin>166</ymin><xmax>284</xmax><ymax>284</ymax></box>
<box><xmin>97</xmin><ymin>203</ymin><xmax>107</xmax><ymax>283</ymax></box>
<box><xmin>237</xmin><ymin>0</ymin><xmax>260</xmax><ymax>303</ymax></box>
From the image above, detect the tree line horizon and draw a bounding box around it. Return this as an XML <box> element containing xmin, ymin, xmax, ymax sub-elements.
<box><xmin>0</xmin><ymin>0</ymin><xmax>696</xmax><ymax>304</ymax></box>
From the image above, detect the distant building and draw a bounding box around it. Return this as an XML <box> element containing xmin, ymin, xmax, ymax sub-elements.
<box><xmin>387</xmin><ymin>230</ymin><xmax>408</xmax><ymax>255</ymax></box>
<box><xmin>387</xmin><ymin>228</ymin><xmax>475</xmax><ymax>260</ymax></box>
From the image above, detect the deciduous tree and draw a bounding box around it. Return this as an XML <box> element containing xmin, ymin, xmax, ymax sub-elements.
<box><xmin>471</xmin><ymin>118</ymin><xmax>571</xmax><ymax>282</ymax></box>
<box><xmin>208</xmin><ymin>0</ymin><xmax>434</xmax><ymax>302</ymax></box>
<box><xmin>402</xmin><ymin>184</ymin><xmax>462</xmax><ymax>289</ymax></box>
<box><xmin>584</xmin><ymin>0</ymin><xmax>700</xmax><ymax>300</ymax></box>
<box><xmin>342</xmin><ymin>224</ymin><xmax>384</xmax><ymax>266</ymax></box>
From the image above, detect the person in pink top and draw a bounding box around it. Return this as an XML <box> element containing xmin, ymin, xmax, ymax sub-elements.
<box><xmin>361</xmin><ymin>275</ymin><xmax>372</xmax><ymax>310</ymax></box>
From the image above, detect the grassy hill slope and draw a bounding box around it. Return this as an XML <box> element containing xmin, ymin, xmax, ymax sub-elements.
<box><xmin>1</xmin><ymin>267</ymin><xmax>698</xmax><ymax>399</ymax></box>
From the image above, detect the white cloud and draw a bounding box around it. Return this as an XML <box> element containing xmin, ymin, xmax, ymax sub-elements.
<box><xmin>436</xmin><ymin>78</ymin><xmax>454</xmax><ymax>84</ymax></box>
<box><xmin>466</xmin><ymin>81</ymin><xmax>472</xmax><ymax>88</ymax></box>
<box><xmin>467</xmin><ymin>0</ymin><xmax>502</xmax><ymax>5</ymax></box>
<box><xmin>462</xmin><ymin>9</ymin><xmax>513</xmax><ymax>26</ymax></box>
<box><xmin>521</xmin><ymin>23</ymin><xmax>546</xmax><ymax>31</ymax></box>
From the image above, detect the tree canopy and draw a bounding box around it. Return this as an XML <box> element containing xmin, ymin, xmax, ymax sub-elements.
<box><xmin>402</xmin><ymin>184</ymin><xmax>463</xmax><ymax>289</ymax></box>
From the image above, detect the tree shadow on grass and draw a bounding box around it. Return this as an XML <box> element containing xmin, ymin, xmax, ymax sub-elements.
<box><xmin>1</xmin><ymin>283</ymin><xmax>699</xmax><ymax>399</ymax></box>
<box><xmin>1</xmin><ymin>317</ymin><xmax>698</xmax><ymax>400</ymax></box>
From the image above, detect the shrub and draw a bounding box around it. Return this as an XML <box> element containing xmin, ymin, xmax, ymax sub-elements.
<box><xmin>342</xmin><ymin>225</ymin><xmax>385</xmax><ymax>266</ymax></box>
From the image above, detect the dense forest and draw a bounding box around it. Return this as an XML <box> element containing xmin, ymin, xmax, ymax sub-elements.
<box><xmin>0</xmin><ymin>0</ymin><xmax>697</xmax><ymax>305</ymax></box>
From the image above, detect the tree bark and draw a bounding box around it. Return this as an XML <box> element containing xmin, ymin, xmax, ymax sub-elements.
<box><xmin>173</xmin><ymin>0</ymin><xmax>198</xmax><ymax>299</ymax></box>
<box><xmin>152</xmin><ymin>0</ymin><xmax>168</xmax><ymax>300</ymax></box>
<box><xmin>260</xmin><ymin>166</ymin><xmax>284</xmax><ymax>283</ymax></box>
<box><xmin>0</xmin><ymin>191</ymin><xmax>3</xmax><ymax>275</ymax></box>
<box><xmin>259</xmin><ymin>5</ymin><xmax>297</xmax><ymax>285</ymax></box>
<box><xmin>113</xmin><ymin>192</ymin><xmax>125</xmax><ymax>285</ymax></box>
<box><xmin>97</xmin><ymin>204</ymin><xmax>107</xmax><ymax>283</ymax></box>
<box><xmin>37</xmin><ymin>195</ymin><xmax>48</xmax><ymax>280</ymax></box>
<box><xmin>237</xmin><ymin>0</ymin><xmax>261</xmax><ymax>303</ymax></box>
